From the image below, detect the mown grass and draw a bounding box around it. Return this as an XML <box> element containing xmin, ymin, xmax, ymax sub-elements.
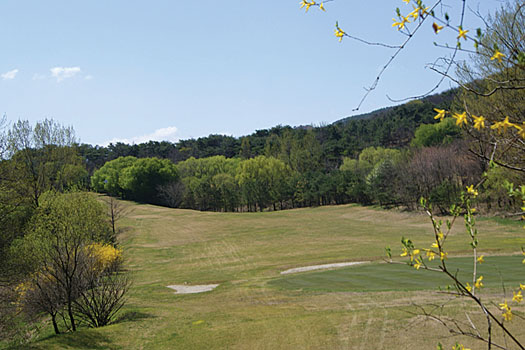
<box><xmin>269</xmin><ymin>255</ymin><xmax>525</xmax><ymax>292</ymax></box>
<box><xmin>11</xmin><ymin>203</ymin><xmax>525</xmax><ymax>350</ymax></box>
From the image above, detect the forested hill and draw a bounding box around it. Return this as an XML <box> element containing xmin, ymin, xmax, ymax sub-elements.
<box><xmin>334</xmin><ymin>88</ymin><xmax>458</xmax><ymax>124</ymax></box>
<box><xmin>78</xmin><ymin>88</ymin><xmax>458</xmax><ymax>173</ymax></box>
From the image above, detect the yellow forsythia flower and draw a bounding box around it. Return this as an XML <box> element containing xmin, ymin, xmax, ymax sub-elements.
<box><xmin>414</xmin><ymin>259</ymin><xmax>422</xmax><ymax>270</ymax></box>
<box><xmin>426</xmin><ymin>250</ymin><xmax>436</xmax><ymax>261</ymax></box>
<box><xmin>457</xmin><ymin>27</ymin><xmax>468</xmax><ymax>40</ymax></box>
<box><xmin>474</xmin><ymin>276</ymin><xmax>483</xmax><ymax>289</ymax></box>
<box><xmin>490</xmin><ymin>116</ymin><xmax>514</xmax><ymax>134</ymax></box>
<box><xmin>477</xmin><ymin>255</ymin><xmax>484</xmax><ymax>263</ymax></box>
<box><xmin>514</xmin><ymin>123</ymin><xmax>525</xmax><ymax>139</ymax></box>
<box><xmin>512</xmin><ymin>291</ymin><xmax>523</xmax><ymax>303</ymax></box>
<box><xmin>490</xmin><ymin>50</ymin><xmax>505</xmax><ymax>63</ymax></box>
<box><xmin>453</xmin><ymin>112</ymin><xmax>468</xmax><ymax>126</ymax></box>
<box><xmin>392</xmin><ymin>16</ymin><xmax>410</xmax><ymax>30</ymax></box>
<box><xmin>86</xmin><ymin>243</ymin><xmax>123</xmax><ymax>272</ymax></box>
<box><xmin>472</xmin><ymin>115</ymin><xmax>486</xmax><ymax>130</ymax></box>
<box><xmin>503</xmin><ymin>309</ymin><xmax>513</xmax><ymax>321</ymax></box>
<box><xmin>334</xmin><ymin>25</ymin><xmax>345</xmax><ymax>42</ymax></box>
<box><xmin>466</xmin><ymin>185</ymin><xmax>478</xmax><ymax>197</ymax></box>
<box><xmin>433</xmin><ymin>108</ymin><xmax>446</xmax><ymax>121</ymax></box>
<box><xmin>465</xmin><ymin>283</ymin><xmax>472</xmax><ymax>292</ymax></box>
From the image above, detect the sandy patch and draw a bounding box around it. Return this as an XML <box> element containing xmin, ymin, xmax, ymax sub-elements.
<box><xmin>280</xmin><ymin>262</ymin><xmax>368</xmax><ymax>275</ymax></box>
<box><xmin>167</xmin><ymin>284</ymin><xmax>219</xmax><ymax>294</ymax></box>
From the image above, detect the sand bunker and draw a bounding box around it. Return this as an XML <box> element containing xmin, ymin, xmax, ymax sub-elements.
<box><xmin>167</xmin><ymin>284</ymin><xmax>219</xmax><ymax>294</ymax></box>
<box><xmin>280</xmin><ymin>262</ymin><xmax>367</xmax><ymax>275</ymax></box>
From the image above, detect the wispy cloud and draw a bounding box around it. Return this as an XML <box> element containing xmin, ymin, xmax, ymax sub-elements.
<box><xmin>101</xmin><ymin>126</ymin><xmax>179</xmax><ymax>146</ymax></box>
<box><xmin>1</xmin><ymin>69</ymin><xmax>19</xmax><ymax>80</ymax></box>
<box><xmin>50</xmin><ymin>66</ymin><xmax>81</xmax><ymax>82</ymax></box>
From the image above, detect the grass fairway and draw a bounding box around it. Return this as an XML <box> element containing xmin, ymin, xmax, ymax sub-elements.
<box><xmin>270</xmin><ymin>256</ymin><xmax>525</xmax><ymax>292</ymax></box>
<box><xmin>17</xmin><ymin>203</ymin><xmax>525</xmax><ymax>350</ymax></box>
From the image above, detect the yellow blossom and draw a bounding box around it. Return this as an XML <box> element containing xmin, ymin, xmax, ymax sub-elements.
<box><xmin>408</xmin><ymin>7</ymin><xmax>419</xmax><ymax>20</ymax></box>
<box><xmin>413</xmin><ymin>249</ymin><xmax>420</xmax><ymax>255</ymax></box>
<box><xmin>477</xmin><ymin>255</ymin><xmax>484</xmax><ymax>263</ymax></box>
<box><xmin>513</xmin><ymin>291</ymin><xmax>523</xmax><ymax>303</ymax></box>
<box><xmin>490</xmin><ymin>116</ymin><xmax>514</xmax><ymax>134</ymax></box>
<box><xmin>392</xmin><ymin>16</ymin><xmax>410</xmax><ymax>30</ymax></box>
<box><xmin>514</xmin><ymin>122</ymin><xmax>525</xmax><ymax>139</ymax></box>
<box><xmin>472</xmin><ymin>115</ymin><xmax>486</xmax><ymax>130</ymax></box>
<box><xmin>453</xmin><ymin>112</ymin><xmax>468</xmax><ymax>126</ymax></box>
<box><xmin>431</xmin><ymin>242</ymin><xmax>439</xmax><ymax>248</ymax></box>
<box><xmin>334</xmin><ymin>25</ymin><xmax>345</xmax><ymax>42</ymax></box>
<box><xmin>319</xmin><ymin>2</ymin><xmax>325</xmax><ymax>11</ymax></box>
<box><xmin>490</xmin><ymin>50</ymin><xmax>506</xmax><ymax>63</ymax></box>
<box><xmin>437</xmin><ymin>232</ymin><xmax>444</xmax><ymax>241</ymax></box>
<box><xmin>474</xmin><ymin>276</ymin><xmax>483</xmax><ymax>289</ymax></box>
<box><xmin>466</xmin><ymin>185</ymin><xmax>478</xmax><ymax>197</ymax></box>
<box><xmin>401</xmin><ymin>248</ymin><xmax>408</xmax><ymax>257</ymax></box>
<box><xmin>433</xmin><ymin>108</ymin><xmax>446</xmax><ymax>121</ymax></box>
<box><xmin>432</xmin><ymin>22</ymin><xmax>444</xmax><ymax>34</ymax></box>
<box><xmin>500</xmin><ymin>300</ymin><xmax>509</xmax><ymax>310</ymax></box>
<box><xmin>300</xmin><ymin>0</ymin><xmax>315</xmax><ymax>12</ymax></box>
<box><xmin>402</xmin><ymin>0</ymin><xmax>410</xmax><ymax>4</ymax></box>
<box><xmin>520</xmin><ymin>283</ymin><xmax>525</xmax><ymax>290</ymax></box>
<box><xmin>457</xmin><ymin>27</ymin><xmax>468</xmax><ymax>40</ymax></box>
<box><xmin>426</xmin><ymin>250</ymin><xmax>436</xmax><ymax>261</ymax></box>
<box><xmin>414</xmin><ymin>259</ymin><xmax>422</xmax><ymax>270</ymax></box>
<box><xmin>440</xmin><ymin>251</ymin><xmax>448</xmax><ymax>260</ymax></box>
<box><xmin>465</xmin><ymin>283</ymin><xmax>472</xmax><ymax>292</ymax></box>
<box><xmin>503</xmin><ymin>309</ymin><xmax>513</xmax><ymax>321</ymax></box>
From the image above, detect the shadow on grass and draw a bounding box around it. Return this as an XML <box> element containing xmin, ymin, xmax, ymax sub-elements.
<box><xmin>7</xmin><ymin>310</ymin><xmax>155</xmax><ymax>350</ymax></box>
<box><xmin>114</xmin><ymin>310</ymin><xmax>155</xmax><ymax>323</ymax></box>
<box><xmin>8</xmin><ymin>331</ymin><xmax>116</xmax><ymax>350</ymax></box>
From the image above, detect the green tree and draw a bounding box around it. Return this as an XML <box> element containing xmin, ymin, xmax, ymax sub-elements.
<box><xmin>410</xmin><ymin>118</ymin><xmax>462</xmax><ymax>148</ymax></box>
<box><xmin>237</xmin><ymin>156</ymin><xmax>291</xmax><ymax>211</ymax></box>
<box><xmin>6</xmin><ymin>119</ymin><xmax>83</xmax><ymax>208</ymax></box>
<box><xmin>91</xmin><ymin>156</ymin><xmax>138</xmax><ymax>197</ymax></box>
<box><xmin>12</xmin><ymin>191</ymin><xmax>114</xmax><ymax>333</ymax></box>
<box><xmin>119</xmin><ymin>157</ymin><xmax>179</xmax><ymax>204</ymax></box>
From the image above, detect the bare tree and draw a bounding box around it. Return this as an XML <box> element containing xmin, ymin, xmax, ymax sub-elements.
<box><xmin>103</xmin><ymin>196</ymin><xmax>131</xmax><ymax>243</ymax></box>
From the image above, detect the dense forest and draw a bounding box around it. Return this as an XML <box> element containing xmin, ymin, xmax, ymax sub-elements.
<box><xmin>80</xmin><ymin>87</ymin><xmax>521</xmax><ymax>215</ymax></box>
<box><xmin>79</xmin><ymin>89</ymin><xmax>458</xmax><ymax>173</ymax></box>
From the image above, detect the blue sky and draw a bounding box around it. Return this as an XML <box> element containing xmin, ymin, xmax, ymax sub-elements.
<box><xmin>0</xmin><ymin>1</ymin><xmax>503</xmax><ymax>145</ymax></box>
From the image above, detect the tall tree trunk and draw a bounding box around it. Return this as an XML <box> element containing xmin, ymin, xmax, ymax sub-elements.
<box><xmin>51</xmin><ymin>314</ymin><xmax>60</xmax><ymax>334</ymax></box>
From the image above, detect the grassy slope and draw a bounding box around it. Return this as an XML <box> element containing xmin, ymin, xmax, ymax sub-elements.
<box><xmin>19</xmin><ymin>203</ymin><xmax>525</xmax><ymax>350</ymax></box>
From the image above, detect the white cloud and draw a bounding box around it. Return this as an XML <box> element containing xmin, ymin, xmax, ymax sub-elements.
<box><xmin>101</xmin><ymin>126</ymin><xmax>179</xmax><ymax>146</ymax></box>
<box><xmin>1</xmin><ymin>69</ymin><xmax>19</xmax><ymax>80</ymax></box>
<box><xmin>50</xmin><ymin>66</ymin><xmax>81</xmax><ymax>82</ymax></box>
